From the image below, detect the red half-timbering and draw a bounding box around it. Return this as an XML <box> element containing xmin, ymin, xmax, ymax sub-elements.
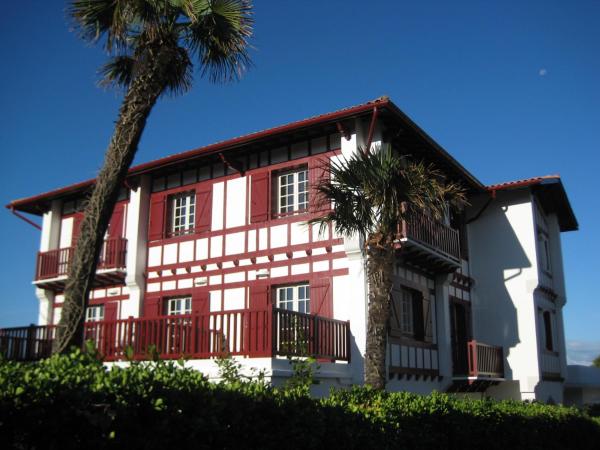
<box><xmin>143</xmin><ymin>149</ymin><xmax>347</xmax><ymax>327</ymax></box>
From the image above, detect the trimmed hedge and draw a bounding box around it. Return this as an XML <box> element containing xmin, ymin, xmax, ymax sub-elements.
<box><xmin>1</xmin><ymin>350</ymin><xmax>599</xmax><ymax>449</ymax></box>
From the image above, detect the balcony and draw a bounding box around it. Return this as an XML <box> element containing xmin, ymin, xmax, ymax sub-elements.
<box><xmin>397</xmin><ymin>208</ymin><xmax>461</xmax><ymax>272</ymax></box>
<box><xmin>0</xmin><ymin>307</ymin><xmax>351</xmax><ymax>363</ymax></box>
<box><xmin>34</xmin><ymin>237</ymin><xmax>127</xmax><ymax>290</ymax></box>
<box><xmin>449</xmin><ymin>340</ymin><xmax>504</xmax><ymax>392</ymax></box>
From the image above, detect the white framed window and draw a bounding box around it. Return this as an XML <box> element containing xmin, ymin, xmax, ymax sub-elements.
<box><xmin>400</xmin><ymin>288</ymin><xmax>414</xmax><ymax>335</ymax></box>
<box><xmin>277</xmin><ymin>167</ymin><xmax>308</xmax><ymax>214</ymax></box>
<box><xmin>165</xmin><ymin>296</ymin><xmax>192</xmax><ymax>316</ymax></box>
<box><xmin>276</xmin><ymin>284</ymin><xmax>310</xmax><ymax>314</ymax></box>
<box><xmin>85</xmin><ymin>305</ymin><xmax>105</xmax><ymax>322</ymax></box>
<box><xmin>169</xmin><ymin>190</ymin><xmax>195</xmax><ymax>236</ymax></box>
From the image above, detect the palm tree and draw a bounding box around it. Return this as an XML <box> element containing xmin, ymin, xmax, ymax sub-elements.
<box><xmin>310</xmin><ymin>144</ymin><xmax>465</xmax><ymax>389</ymax></box>
<box><xmin>54</xmin><ymin>0</ymin><xmax>253</xmax><ymax>353</ymax></box>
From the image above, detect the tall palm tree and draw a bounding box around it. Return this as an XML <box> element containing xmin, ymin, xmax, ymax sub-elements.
<box><xmin>310</xmin><ymin>144</ymin><xmax>465</xmax><ymax>389</ymax></box>
<box><xmin>54</xmin><ymin>0</ymin><xmax>253</xmax><ymax>353</ymax></box>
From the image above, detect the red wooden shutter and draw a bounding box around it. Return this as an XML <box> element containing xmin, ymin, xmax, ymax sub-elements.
<box><xmin>195</xmin><ymin>185</ymin><xmax>212</xmax><ymax>233</ymax></box>
<box><xmin>145</xmin><ymin>295</ymin><xmax>163</xmax><ymax>318</ymax></box>
<box><xmin>250</xmin><ymin>172</ymin><xmax>270</xmax><ymax>223</ymax></box>
<box><xmin>309</xmin><ymin>157</ymin><xmax>330</xmax><ymax>213</ymax></box>
<box><xmin>247</xmin><ymin>284</ymin><xmax>270</xmax><ymax>355</ymax></box>
<box><xmin>108</xmin><ymin>203</ymin><xmax>125</xmax><ymax>239</ymax></box>
<box><xmin>310</xmin><ymin>278</ymin><xmax>332</xmax><ymax>318</ymax></box>
<box><xmin>148</xmin><ymin>193</ymin><xmax>167</xmax><ymax>241</ymax></box>
<box><xmin>249</xmin><ymin>284</ymin><xmax>270</xmax><ymax>310</ymax></box>
<box><xmin>192</xmin><ymin>288</ymin><xmax>210</xmax><ymax>314</ymax></box>
<box><xmin>104</xmin><ymin>302</ymin><xmax>119</xmax><ymax>321</ymax></box>
<box><xmin>71</xmin><ymin>213</ymin><xmax>84</xmax><ymax>246</ymax></box>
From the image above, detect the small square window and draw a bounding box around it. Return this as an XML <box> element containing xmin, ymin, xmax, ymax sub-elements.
<box><xmin>276</xmin><ymin>166</ymin><xmax>309</xmax><ymax>215</ymax></box>
<box><xmin>276</xmin><ymin>284</ymin><xmax>310</xmax><ymax>314</ymax></box>
<box><xmin>165</xmin><ymin>296</ymin><xmax>192</xmax><ymax>315</ymax></box>
<box><xmin>85</xmin><ymin>305</ymin><xmax>105</xmax><ymax>322</ymax></box>
<box><xmin>168</xmin><ymin>191</ymin><xmax>195</xmax><ymax>237</ymax></box>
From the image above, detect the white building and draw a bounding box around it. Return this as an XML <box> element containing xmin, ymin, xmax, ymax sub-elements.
<box><xmin>5</xmin><ymin>97</ymin><xmax>578</xmax><ymax>402</ymax></box>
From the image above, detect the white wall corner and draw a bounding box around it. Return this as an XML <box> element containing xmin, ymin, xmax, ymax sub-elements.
<box><xmin>124</xmin><ymin>175</ymin><xmax>151</xmax><ymax>318</ymax></box>
<box><xmin>35</xmin><ymin>288</ymin><xmax>54</xmax><ymax>326</ymax></box>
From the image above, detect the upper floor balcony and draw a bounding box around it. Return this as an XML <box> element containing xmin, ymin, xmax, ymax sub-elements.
<box><xmin>0</xmin><ymin>306</ymin><xmax>351</xmax><ymax>364</ymax></box>
<box><xmin>396</xmin><ymin>207</ymin><xmax>461</xmax><ymax>272</ymax></box>
<box><xmin>34</xmin><ymin>237</ymin><xmax>128</xmax><ymax>290</ymax></box>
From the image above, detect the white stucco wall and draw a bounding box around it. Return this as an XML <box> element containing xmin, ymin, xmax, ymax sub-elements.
<box><xmin>468</xmin><ymin>190</ymin><xmax>542</xmax><ymax>400</ymax></box>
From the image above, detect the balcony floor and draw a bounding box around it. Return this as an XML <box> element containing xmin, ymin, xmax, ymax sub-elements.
<box><xmin>33</xmin><ymin>268</ymin><xmax>126</xmax><ymax>291</ymax></box>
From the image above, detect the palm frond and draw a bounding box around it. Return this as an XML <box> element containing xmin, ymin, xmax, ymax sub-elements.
<box><xmin>309</xmin><ymin>144</ymin><xmax>467</xmax><ymax>246</ymax></box>
<box><xmin>183</xmin><ymin>0</ymin><xmax>253</xmax><ymax>82</ymax></box>
<box><xmin>98</xmin><ymin>55</ymin><xmax>136</xmax><ymax>89</ymax></box>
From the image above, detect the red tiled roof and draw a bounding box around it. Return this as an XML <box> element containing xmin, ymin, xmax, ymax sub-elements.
<box><xmin>486</xmin><ymin>175</ymin><xmax>561</xmax><ymax>191</ymax></box>
<box><xmin>487</xmin><ymin>174</ymin><xmax>577</xmax><ymax>232</ymax></box>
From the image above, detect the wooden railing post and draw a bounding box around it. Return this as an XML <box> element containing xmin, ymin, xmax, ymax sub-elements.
<box><xmin>346</xmin><ymin>320</ymin><xmax>351</xmax><ymax>362</ymax></box>
<box><xmin>269</xmin><ymin>304</ymin><xmax>276</xmax><ymax>357</ymax></box>
<box><xmin>313</xmin><ymin>315</ymin><xmax>320</xmax><ymax>357</ymax></box>
<box><xmin>26</xmin><ymin>324</ymin><xmax>36</xmax><ymax>361</ymax></box>
<box><xmin>468</xmin><ymin>340</ymin><xmax>478</xmax><ymax>377</ymax></box>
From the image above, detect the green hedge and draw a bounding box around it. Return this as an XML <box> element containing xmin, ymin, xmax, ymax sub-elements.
<box><xmin>1</xmin><ymin>350</ymin><xmax>599</xmax><ymax>449</ymax></box>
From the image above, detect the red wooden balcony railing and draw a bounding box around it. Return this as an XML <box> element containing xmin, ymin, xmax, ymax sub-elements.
<box><xmin>0</xmin><ymin>325</ymin><xmax>56</xmax><ymax>361</ymax></box>
<box><xmin>398</xmin><ymin>208</ymin><xmax>461</xmax><ymax>261</ymax></box>
<box><xmin>452</xmin><ymin>340</ymin><xmax>504</xmax><ymax>378</ymax></box>
<box><xmin>35</xmin><ymin>237</ymin><xmax>127</xmax><ymax>280</ymax></box>
<box><xmin>0</xmin><ymin>307</ymin><xmax>351</xmax><ymax>363</ymax></box>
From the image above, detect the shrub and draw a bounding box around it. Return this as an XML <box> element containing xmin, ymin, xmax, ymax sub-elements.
<box><xmin>1</xmin><ymin>351</ymin><xmax>599</xmax><ymax>449</ymax></box>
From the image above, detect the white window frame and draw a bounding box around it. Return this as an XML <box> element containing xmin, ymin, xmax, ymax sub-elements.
<box><xmin>169</xmin><ymin>190</ymin><xmax>195</xmax><ymax>236</ymax></box>
<box><xmin>85</xmin><ymin>305</ymin><xmax>105</xmax><ymax>322</ymax></box>
<box><xmin>165</xmin><ymin>296</ymin><xmax>192</xmax><ymax>316</ymax></box>
<box><xmin>276</xmin><ymin>284</ymin><xmax>310</xmax><ymax>314</ymax></box>
<box><xmin>277</xmin><ymin>167</ymin><xmax>308</xmax><ymax>214</ymax></box>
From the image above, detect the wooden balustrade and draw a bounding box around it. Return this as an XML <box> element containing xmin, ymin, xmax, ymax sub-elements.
<box><xmin>465</xmin><ymin>340</ymin><xmax>504</xmax><ymax>378</ymax></box>
<box><xmin>0</xmin><ymin>307</ymin><xmax>351</xmax><ymax>363</ymax></box>
<box><xmin>0</xmin><ymin>325</ymin><xmax>56</xmax><ymax>361</ymax></box>
<box><xmin>273</xmin><ymin>308</ymin><xmax>351</xmax><ymax>361</ymax></box>
<box><xmin>36</xmin><ymin>237</ymin><xmax>127</xmax><ymax>280</ymax></box>
<box><xmin>398</xmin><ymin>208</ymin><xmax>461</xmax><ymax>261</ymax></box>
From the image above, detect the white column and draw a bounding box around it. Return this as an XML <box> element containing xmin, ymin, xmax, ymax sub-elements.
<box><xmin>122</xmin><ymin>175</ymin><xmax>151</xmax><ymax>319</ymax></box>
<box><xmin>36</xmin><ymin>199</ymin><xmax>62</xmax><ymax>325</ymax></box>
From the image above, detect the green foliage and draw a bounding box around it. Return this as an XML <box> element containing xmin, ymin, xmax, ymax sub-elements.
<box><xmin>1</xmin><ymin>351</ymin><xmax>599</xmax><ymax>449</ymax></box>
<box><xmin>282</xmin><ymin>355</ymin><xmax>320</xmax><ymax>397</ymax></box>
<box><xmin>592</xmin><ymin>354</ymin><xmax>600</xmax><ymax>368</ymax></box>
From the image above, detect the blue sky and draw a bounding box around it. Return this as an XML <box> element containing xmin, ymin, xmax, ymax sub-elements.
<box><xmin>0</xmin><ymin>1</ymin><xmax>598</xmax><ymax>364</ymax></box>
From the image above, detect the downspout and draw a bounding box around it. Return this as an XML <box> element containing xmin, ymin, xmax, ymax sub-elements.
<box><xmin>10</xmin><ymin>206</ymin><xmax>42</xmax><ymax>230</ymax></box>
<box><xmin>364</xmin><ymin>106</ymin><xmax>379</xmax><ymax>153</ymax></box>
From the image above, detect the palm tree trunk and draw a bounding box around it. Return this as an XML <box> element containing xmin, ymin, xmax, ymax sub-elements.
<box><xmin>364</xmin><ymin>243</ymin><xmax>395</xmax><ymax>389</ymax></box>
<box><xmin>53</xmin><ymin>52</ymin><xmax>170</xmax><ymax>354</ymax></box>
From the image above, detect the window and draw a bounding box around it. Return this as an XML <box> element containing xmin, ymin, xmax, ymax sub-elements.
<box><xmin>165</xmin><ymin>296</ymin><xmax>192</xmax><ymax>315</ymax></box>
<box><xmin>276</xmin><ymin>284</ymin><xmax>310</xmax><ymax>314</ymax></box>
<box><xmin>85</xmin><ymin>305</ymin><xmax>104</xmax><ymax>322</ymax></box>
<box><xmin>391</xmin><ymin>286</ymin><xmax>431</xmax><ymax>342</ymax></box>
<box><xmin>400</xmin><ymin>288</ymin><xmax>414</xmax><ymax>335</ymax></box>
<box><xmin>168</xmin><ymin>190</ymin><xmax>195</xmax><ymax>236</ymax></box>
<box><xmin>543</xmin><ymin>310</ymin><xmax>554</xmax><ymax>351</ymax></box>
<box><xmin>277</xmin><ymin>167</ymin><xmax>308</xmax><ymax>215</ymax></box>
